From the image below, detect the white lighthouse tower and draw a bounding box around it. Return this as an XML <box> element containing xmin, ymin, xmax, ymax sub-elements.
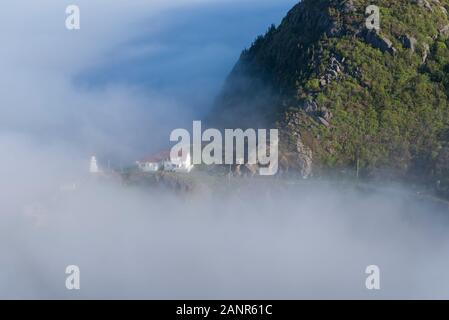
<box><xmin>89</xmin><ymin>156</ymin><xmax>100</xmax><ymax>174</ymax></box>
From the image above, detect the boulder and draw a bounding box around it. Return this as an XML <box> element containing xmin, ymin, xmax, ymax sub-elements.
<box><xmin>320</xmin><ymin>107</ymin><xmax>333</xmax><ymax>121</ymax></box>
<box><xmin>318</xmin><ymin>117</ymin><xmax>330</xmax><ymax>127</ymax></box>
<box><xmin>303</xmin><ymin>100</ymin><xmax>319</xmax><ymax>113</ymax></box>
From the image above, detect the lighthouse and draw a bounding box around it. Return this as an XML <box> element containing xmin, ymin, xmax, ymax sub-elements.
<box><xmin>89</xmin><ymin>156</ymin><xmax>100</xmax><ymax>174</ymax></box>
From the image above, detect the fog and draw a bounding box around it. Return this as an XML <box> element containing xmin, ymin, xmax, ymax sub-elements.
<box><xmin>2</xmin><ymin>142</ymin><xmax>449</xmax><ymax>299</ymax></box>
<box><xmin>2</xmin><ymin>0</ymin><xmax>449</xmax><ymax>299</ymax></box>
<box><xmin>0</xmin><ymin>0</ymin><xmax>295</xmax><ymax>163</ymax></box>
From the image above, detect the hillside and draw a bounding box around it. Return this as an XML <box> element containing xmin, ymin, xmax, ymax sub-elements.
<box><xmin>208</xmin><ymin>0</ymin><xmax>449</xmax><ymax>193</ymax></box>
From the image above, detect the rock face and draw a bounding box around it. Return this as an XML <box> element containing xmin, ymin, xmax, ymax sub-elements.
<box><xmin>343</xmin><ymin>0</ymin><xmax>356</xmax><ymax>13</ymax></box>
<box><xmin>400</xmin><ymin>35</ymin><xmax>418</xmax><ymax>52</ymax></box>
<box><xmin>297</xmin><ymin>137</ymin><xmax>313</xmax><ymax>179</ymax></box>
<box><xmin>364</xmin><ymin>30</ymin><xmax>397</xmax><ymax>54</ymax></box>
<box><xmin>209</xmin><ymin>0</ymin><xmax>449</xmax><ymax>182</ymax></box>
<box><xmin>319</xmin><ymin>55</ymin><xmax>343</xmax><ymax>87</ymax></box>
<box><xmin>440</xmin><ymin>24</ymin><xmax>449</xmax><ymax>37</ymax></box>
<box><xmin>422</xmin><ymin>43</ymin><xmax>430</xmax><ymax>63</ymax></box>
<box><xmin>416</xmin><ymin>0</ymin><xmax>433</xmax><ymax>11</ymax></box>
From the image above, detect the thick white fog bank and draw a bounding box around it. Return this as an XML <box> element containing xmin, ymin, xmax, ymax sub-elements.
<box><xmin>1</xmin><ymin>139</ymin><xmax>449</xmax><ymax>299</ymax></box>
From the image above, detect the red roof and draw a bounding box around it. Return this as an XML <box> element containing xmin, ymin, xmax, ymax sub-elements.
<box><xmin>139</xmin><ymin>149</ymin><xmax>186</xmax><ymax>163</ymax></box>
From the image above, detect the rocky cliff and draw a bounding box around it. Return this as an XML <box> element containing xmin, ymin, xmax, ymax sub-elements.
<box><xmin>209</xmin><ymin>0</ymin><xmax>449</xmax><ymax>191</ymax></box>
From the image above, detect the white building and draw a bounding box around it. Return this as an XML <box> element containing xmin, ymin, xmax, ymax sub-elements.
<box><xmin>170</xmin><ymin>151</ymin><xmax>194</xmax><ymax>173</ymax></box>
<box><xmin>89</xmin><ymin>156</ymin><xmax>100</xmax><ymax>174</ymax></box>
<box><xmin>137</xmin><ymin>150</ymin><xmax>194</xmax><ymax>173</ymax></box>
<box><xmin>137</xmin><ymin>161</ymin><xmax>161</xmax><ymax>172</ymax></box>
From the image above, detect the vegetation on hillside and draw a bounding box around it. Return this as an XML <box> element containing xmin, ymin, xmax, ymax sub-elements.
<box><xmin>210</xmin><ymin>0</ymin><xmax>449</xmax><ymax>196</ymax></box>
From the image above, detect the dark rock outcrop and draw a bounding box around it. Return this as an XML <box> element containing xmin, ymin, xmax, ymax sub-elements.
<box><xmin>400</xmin><ymin>35</ymin><xmax>418</xmax><ymax>52</ymax></box>
<box><xmin>364</xmin><ymin>30</ymin><xmax>397</xmax><ymax>55</ymax></box>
